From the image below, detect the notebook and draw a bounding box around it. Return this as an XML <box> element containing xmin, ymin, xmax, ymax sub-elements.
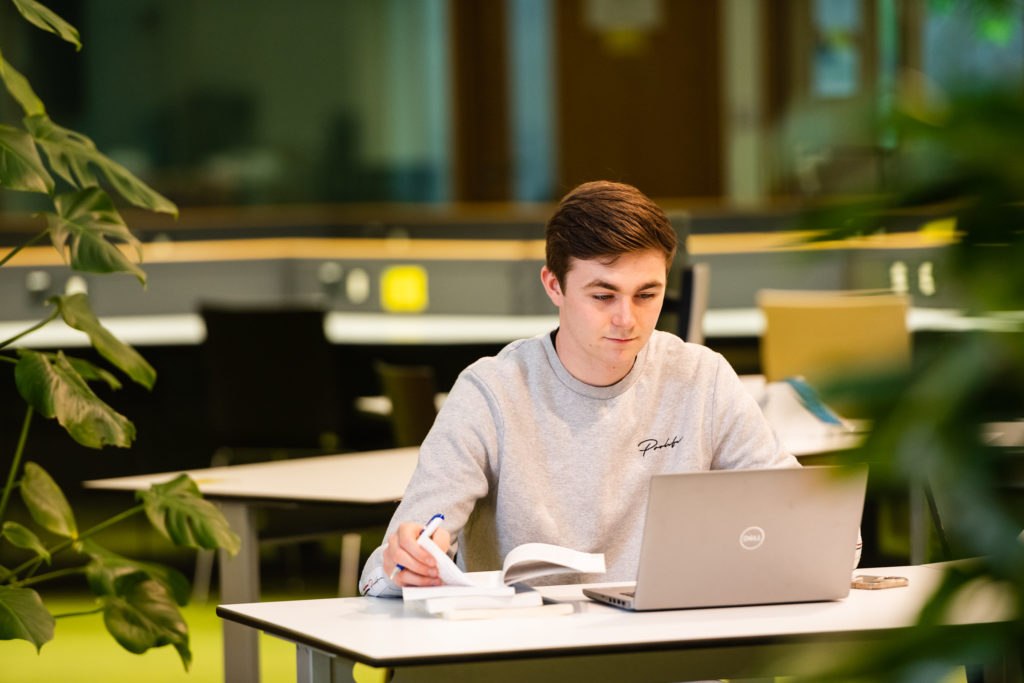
<box><xmin>583</xmin><ymin>465</ymin><xmax>867</xmax><ymax>611</ymax></box>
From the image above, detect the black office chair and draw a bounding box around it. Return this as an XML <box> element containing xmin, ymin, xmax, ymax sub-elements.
<box><xmin>200</xmin><ymin>304</ymin><xmax>349</xmax><ymax>461</ymax></box>
<box><xmin>659</xmin><ymin>262</ymin><xmax>710</xmax><ymax>344</ymax></box>
<box><xmin>194</xmin><ymin>304</ymin><xmax>364</xmax><ymax>599</ymax></box>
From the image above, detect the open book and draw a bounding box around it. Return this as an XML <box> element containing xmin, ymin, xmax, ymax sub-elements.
<box><xmin>402</xmin><ymin>538</ymin><xmax>605</xmax><ymax>611</ymax></box>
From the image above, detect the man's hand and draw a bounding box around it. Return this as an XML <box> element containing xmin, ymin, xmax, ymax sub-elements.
<box><xmin>383</xmin><ymin>521</ymin><xmax>451</xmax><ymax>587</ymax></box>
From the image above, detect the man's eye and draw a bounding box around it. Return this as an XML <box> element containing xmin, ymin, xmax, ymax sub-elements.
<box><xmin>637</xmin><ymin>293</ymin><xmax>657</xmax><ymax>300</ymax></box>
<box><xmin>593</xmin><ymin>294</ymin><xmax>613</xmax><ymax>301</ymax></box>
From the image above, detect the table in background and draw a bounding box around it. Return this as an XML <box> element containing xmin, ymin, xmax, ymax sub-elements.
<box><xmin>3</xmin><ymin>307</ymin><xmax>1017</xmax><ymax>349</ymax></box>
<box><xmin>84</xmin><ymin>447</ymin><xmax>419</xmax><ymax>683</ymax></box>
<box><xmin>217</xmin><ymin>563</ymin><xmax>1013</xmax><ymax>683</ymax></box>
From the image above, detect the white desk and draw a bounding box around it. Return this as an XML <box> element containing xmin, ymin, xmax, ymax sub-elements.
<box><xmin>0</xmin><ymin>313</ymin><xmax>560</xmax><ymax>348</ymax></box>
<box><xmin>81</xmin><ymin>405</ymin><xmax>861</xmax><ymax>683</ymax></box>
<box><xmin>84</xmin><ymin>447</ymin><xmax>419</xmax><ymax>683</ymax></box>
<box><xmin>217</xmin><ymin>563</ymin><xmax>1012</xmax><ymax>682</ymax></box>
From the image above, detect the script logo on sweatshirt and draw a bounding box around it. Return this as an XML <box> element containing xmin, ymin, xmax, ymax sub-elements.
<box><xmin>636</xmin><ymin>436</ymin><xmax>681</xmax><ymax>458</ymax></box>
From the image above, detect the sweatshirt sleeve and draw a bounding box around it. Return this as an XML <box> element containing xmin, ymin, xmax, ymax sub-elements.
<box><xmin>359</xmin><ymin>369</ymin><xmax>497</xmax><ymax>596</ymax></box>
<box><xmin>707</xmin><ymin>353</ymin><xmax>799</xmax><ymax>470</ymax></box>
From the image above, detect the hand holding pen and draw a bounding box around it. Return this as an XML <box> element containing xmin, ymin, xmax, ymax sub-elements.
<box><xmin>385</xmin><ymin>513</ymin><xmax>450</xmax><ymax>587</ymax></box>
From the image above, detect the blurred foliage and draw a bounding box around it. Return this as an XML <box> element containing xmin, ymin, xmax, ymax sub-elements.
<box><xmin>0</xmin><ymin>0</ymin><xmax>239</xmax><ymax>669</ymax></box>
<box><xmin>788</xmin><ymin>25</ymin><xmax>1024</xmax><ymax>683</ymax></box>
<box><xmin>931</xmin><ymin>0</ymin><xmax>1023</xmax><ymax>44</ymax></box>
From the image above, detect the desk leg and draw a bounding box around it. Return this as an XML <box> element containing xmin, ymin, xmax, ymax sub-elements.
<box><xmin>218</xmin><ymin>501</ymin><xmax>261</xmax><ymax>683</ymax></box>
<box><xmin>339</xmin><ymin>532</ymin><xmax>361</xmax><ymax>596</ymax></box>
<box><xmin>297</xmin><ymin>645</ymin><xmax>355</xmax><ymax>683</ymax></box>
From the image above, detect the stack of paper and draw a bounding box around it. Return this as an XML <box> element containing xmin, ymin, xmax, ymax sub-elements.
<box><xmin>403</xmin><ymin>582</ymin><xmax>572</xmax><ymax>620</ymax></box>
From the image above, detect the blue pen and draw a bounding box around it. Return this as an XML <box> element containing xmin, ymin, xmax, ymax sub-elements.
<box><xmin>389</xmin><ymin>513</ymin><xmax>444</xmax><ymax>581</ymax></box>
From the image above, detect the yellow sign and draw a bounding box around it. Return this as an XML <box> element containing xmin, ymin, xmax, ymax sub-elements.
<box><xmin>380</xmin><ymin>265</ymin><xmax>429</xmax><ymax>313</ymax></box>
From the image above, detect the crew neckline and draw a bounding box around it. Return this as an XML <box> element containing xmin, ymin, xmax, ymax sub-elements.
<box><xmin>542</xmin><ymin>328</ymin><xmax>648</xmax><ymax>399</ymax></box>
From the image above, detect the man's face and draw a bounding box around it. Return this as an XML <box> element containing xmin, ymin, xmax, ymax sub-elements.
<box><xmin>541</xmin><ymin>249</ymin><xmax>667</xmax><ymax>386</ymax></box>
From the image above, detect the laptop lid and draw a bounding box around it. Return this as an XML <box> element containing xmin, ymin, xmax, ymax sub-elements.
<box><xmin>584</xmin><ymin>465</ymin><xmax>867</xmax><ymax>611</ymax></box>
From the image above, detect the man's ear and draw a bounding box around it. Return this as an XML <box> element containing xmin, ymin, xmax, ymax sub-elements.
<box><xmin>540</xmin><ymin>266</ymin><xmax>563</xmax><ymax>306</ymax></box>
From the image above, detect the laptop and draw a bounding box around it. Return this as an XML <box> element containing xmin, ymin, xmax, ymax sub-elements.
<box><xmin>583</xmin><ymin>465</ymin><xmax>867</xmax><ymax>611</ymax></box>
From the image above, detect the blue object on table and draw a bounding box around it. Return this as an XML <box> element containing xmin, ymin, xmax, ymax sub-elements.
<box><xmin>783</xmin><ymin>376</ymin><xmax>846</xmax><ymax>426</ymax></box>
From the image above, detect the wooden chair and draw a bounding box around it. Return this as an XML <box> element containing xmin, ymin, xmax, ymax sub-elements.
<box><xmin>757</xmin><ymin>289</ymin><xmax>911</xmax><ymax>386</ymax></box>
<box><xmin>758</xmin><ymin>289</ymin><xmax>920</xmax><ymax>569</ymax></box>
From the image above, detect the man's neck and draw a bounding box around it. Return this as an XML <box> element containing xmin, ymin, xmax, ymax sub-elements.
<box><xmin>551</xmin><ymin>329</ymin><xmax>635</xmax><ymax>387</ymax></box>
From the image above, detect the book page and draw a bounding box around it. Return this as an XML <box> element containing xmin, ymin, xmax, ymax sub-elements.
<box><xmin>501</xmin><ymin>543</ymin><xmax>606</xmax><ymax>584</ymax></box>
<box><xmin>406</xmin><ymin>539</ymin><xmax>605</xmax><ymax>597</ymax></box>
<box><xmin>415</xmin><ymin>536</ymin><xmax>477</xmax><ymax>586</ymax></box>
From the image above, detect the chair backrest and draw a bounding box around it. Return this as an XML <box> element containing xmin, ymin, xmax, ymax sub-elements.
<box><xmin>200</xmin><ymin>304</ymin><xmax>347</xmax><ymax>452</ymax></box>
<box><xmin>757</xmin><ymin>289</ymin><xmax>911</xmax><ymax>386</ymax></box>
<box><xmin>660</xmin><ymin>262</ymin><xmax>710</xmax><ymax>344</ymax></box>
<box><xmin>374</xmin><ymin>360</ymin><xmax>438</xmax><ymax>448</ymax></box>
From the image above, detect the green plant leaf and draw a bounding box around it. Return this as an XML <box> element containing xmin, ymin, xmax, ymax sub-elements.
<box><xmin>62</xmin><ymin>354</ymin><xmax>123</xmax><ymax>391</ymax></box>
<box><xmin>11</xmin><ymin>0</ymin><xmax>82</xmax><ymax>50</ymax></box>
<box><xmin>44</xmin><ymin>187</ymin><xmax>146</xmax><ymax>285</ymax></box>
<box><xmin>18</xmin><ymin>462</ymin><xmax>77</xmax><ymax>539</ymax></box>
<box><xmin>15</xmin><ymin>350</ymin><xmax>136</xmax><ymax>449</ymax></box>
<box><xmin>0</xmin><ymin>585</ymin><xmax>55</xmax><ymax>652</ymax></box>
<box><xmin>0</xmin><ymin>123</ymin><xmax>53</xmax><ymax>193</ymax></box>
<box><xmin>24</xmin><ymin>114</ymin><xmax>177</xmax><ymax>216</ymax></box>
<box><xmin>137</xmin><ymin>475</ymin><xmax>241</xmax><ymax>556</ymax></box>
<box><xmin>1</xmin><ymin>521</ymin><xmax>51</xmax><ymax>564</ymax></box>
<box><xmin>91</xmin><ymin>148</ymin><xmax>178</xmax><ymax>217</ymax></box>
<box><xmin>0</xmin><ymin>51</ymin><xmax>45</xmax><ymax>116</ymax></box>
<box><xmin>54</xmin><ymin>294</ymin><xmax>156</xmax><ymax>389</ymax></box>
<box><xmin>99</xmin><ymin>573</ymin><xmax>191</xmax><ymax>670</ymax></box>
<box><xmin>82</xmin><ymin>540</ymin><xmax>190</xmax><ymax>607</ymax></box>
<box><xmin>24</xmin><ymin>114</ymin><xmax>97</xmax><ymax>188</ymax></box>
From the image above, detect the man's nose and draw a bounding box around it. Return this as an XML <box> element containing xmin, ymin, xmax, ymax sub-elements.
<box><xmin>611</xmin><ymin>299</ymin><xmax>636</xmax><ymax>328</ymax></box>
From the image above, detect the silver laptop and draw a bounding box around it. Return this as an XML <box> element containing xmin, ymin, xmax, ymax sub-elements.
<box><xmin>583</xmin><ymin>465</ymin><xmax>867</xmax><ymax>611</ymax></box>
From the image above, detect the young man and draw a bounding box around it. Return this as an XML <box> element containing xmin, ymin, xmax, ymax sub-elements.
<box><xmin>359</xmin><ymin>181</ymin><xmax>798</xmax><ymax>597</ymax></box>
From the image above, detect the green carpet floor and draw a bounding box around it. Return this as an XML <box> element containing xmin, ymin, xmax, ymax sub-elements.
<box><xmin>4</xmin><ymin>591</ymin><xmax>300</xmax><ymax>683</ymax></box>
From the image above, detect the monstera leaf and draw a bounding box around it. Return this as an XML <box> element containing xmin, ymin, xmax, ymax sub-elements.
<box><xmin>43</xmin><ymin>187</ymin><xmax>146</xmax><ymax>284</ymax></box>
<box><xmin>137</xmin><ymin>476</ymin><xmax>241</xmax><ymax>556</ymax></box>
<box><xmin>82</xmin><ymin>540</ymin><xmax>190</xmax><ymax>607</ymax></box>
<box><xmin>11</xmin><ymin>0</ymin><xmax>81</xmax><ymax>50</ymax></box>
<box><xmin>53</xmin><ymin>293</ymin><xmax>155</xmax><ymax>389</ymax></box>
<box><xmin>26</xmin><ymin>115</ymin><xmax>176</xmax><ymax>216</ymax></box>
<box><xmin>0</xmin><ymin>586</ymin><xmax>54</xmax><ymax>652</ymax></box>
<box><xmin>15</xmin><ymin>350</ymin><xmax>136</xmax><ymax>449</ymax></box>
<box><xmin>25</xmin><ymin>114</ymin><xmax>97</xmax><ymax>189</ymax></box>
<box><xmin>1</xmin><ymin>521</ymin><xmax>51</xmax><ymax>564</ymax></box>
<box><xmin>97</xmin><ymin>572</ymin><xmax>191</xmax><ymax>669</ymax></box>
<box><xmin>0</xmin><ymin>122</ymin><xmax>52</xmax><ymax>194</ymax></box>
<box><xmin>60</xmin><ymin>355</ymin><xmax>122</xmax><ymax>391</ymax></box>
<box><xmin>19</xmin><ymin>462</ymin><xmax>77</xmax><ymax>540</ymax></box>
<box><xmin>0</xmin><ymin>52</ymin><xmax>45</xmax><ymax>117</ymax></box>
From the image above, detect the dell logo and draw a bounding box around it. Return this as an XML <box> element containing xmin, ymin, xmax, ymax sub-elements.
<box><xmin>739</xmin><ymin>526</ymin><xmax>766</xmax><ymax>550</ymax></box>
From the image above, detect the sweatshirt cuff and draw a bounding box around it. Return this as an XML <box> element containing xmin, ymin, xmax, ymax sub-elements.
<box><xmin>360</xmin><ymin>564</ymin><xmax>403</xmax><ymax>598</ymax></box>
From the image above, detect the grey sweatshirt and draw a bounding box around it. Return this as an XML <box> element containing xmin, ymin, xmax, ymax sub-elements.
<box><xmin>359</xmin><ymin>330</ymin><xmax>798</xmax><ymax>597</ymax></box>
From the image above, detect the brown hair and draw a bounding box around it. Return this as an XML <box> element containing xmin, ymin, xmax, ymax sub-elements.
<box><xmin>545</xmin><ymin>180</ymin><xmax>678</xmax><ymax>286</ymax></box>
